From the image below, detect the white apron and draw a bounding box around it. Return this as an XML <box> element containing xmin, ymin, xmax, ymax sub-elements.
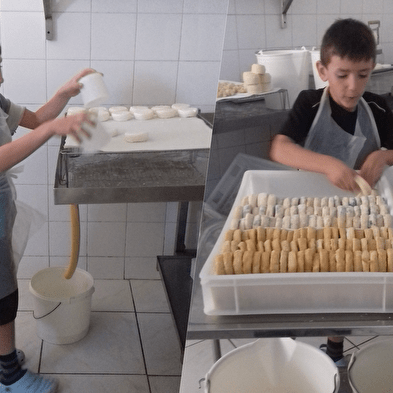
<box><xmin>0</xmin><ymin>108</ymin><xmax>18</xmax><ymax>298</ymax></box>
<box><xmin>0</xmin><ymin>108</ymin><xmax>45</xmax><ymax>299</ymax></box>
<box><xmin>304</xmin><ymin>87</ymin><xmax>381</xmax><ymax>169</ymax></box>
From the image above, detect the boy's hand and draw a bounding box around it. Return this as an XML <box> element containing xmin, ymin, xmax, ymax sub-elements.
<box><xmin>358</xmin><ymin>150</ymin><xmax>390</xmax><ymax>188</ymax></box>
<box><xmin>48</xmin><ymin>113</ymin><xmax>94</xmax><ymax>143</ymax></box>
<box><xmin>57</xmin><ymin>68</ymin><xmax>96</xmax><ymax>99</ymax></box>
<box><xmin>324</xmin><ymin>158</ymin><xmax>360</xmax><ymax>192</ymax></box>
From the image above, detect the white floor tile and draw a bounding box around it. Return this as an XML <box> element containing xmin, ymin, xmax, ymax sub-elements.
<box><xmin>180</xmin><ymin>340</ymin><xmax>217</xmax><ymax>393</ymax></box>
<box><xmin>131</xmin><ymin>279</ymin><xmax>170</xmax><ymax>313</ymax></box>
<box><xmin>344</xmin><ymin>335</ymin><xmax>380</xmax><ymax>349</ymax></box>
<box><xmin>88</xmin><ymin>257</ymin><xmax>125</xmax><ymax>280</ymax></box>
<box><xmin>138</xmin><ymin>313</ymin><xmax>182</xmax><ymax>375</ymax></box>
<box><xmin>15</xmin><ymin>312</ymin><xmax>42</xmax><ymax>374</ymax></box>
<box><xmin>149</xmin><ymin>376</ymin><xmax>181</xmax><ymax>393</ymax></box>
<box><xmin>40</xmin><ymin>312</ymin><xmax>145</xmax><ymax>374</ymax></box>
<box><xmin>125</xmin><ymin>257</ymin><xmax>161</xmax><ymax>280</ymax></box>
<box><xmin>55</xmin><ymin>374</ymin><xmax>150</xmax><ymax>393</ymax></box>
<box><xmin>92</xmin><ymin>280</ymin><xmax>134</xmax><ymax>312</ymax></box>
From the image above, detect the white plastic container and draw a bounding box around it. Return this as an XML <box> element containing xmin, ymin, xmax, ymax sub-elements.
<box><xmin>348</xmin><ymin>338</ymin><xmax>393</xmax><ymax>392</ymax></box>
<box><xmin>79</xmin><ymin>72</ymin><xmax>109</xmax><ymax>108</ymax></box>
<box><xmin>79</xmin><ymin>120</ymin><xmax>111</xmax><ymax>153</ymax></box>
<box><xmin>256</xmin><ymin>48</ymin><xmax>310</xmax><ymax>107</ymax></box>
<box><xmin>29</xmin><ymin>267</ymin><xmax>95</xmax><ymax>344</ymax></box>
<box><xmin>204</xmin><ymin>338</ymin><xmax>339</xmax><ymax>393</ymax></box>
<box><xmin>200</xmin><ymin>169</ymin><xmax>393</xmax><ymax>316</ymax></box>
<box><xmin>310</xmin><ymin>48</ymin><xmax>329</xmax><ymax>89</ymax></box>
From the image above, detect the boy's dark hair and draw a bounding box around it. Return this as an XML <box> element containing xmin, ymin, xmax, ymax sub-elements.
<box><xmin>320</xmin><ymin>18</ymin><xmax>376</xmax><ymax>66</ymax></box>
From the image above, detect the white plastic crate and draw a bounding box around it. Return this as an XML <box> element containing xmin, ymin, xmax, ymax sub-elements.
<box><xmin>200</xmin><ymin>169</ymin><xmax>393</xmax><ymax>315</ymax></box>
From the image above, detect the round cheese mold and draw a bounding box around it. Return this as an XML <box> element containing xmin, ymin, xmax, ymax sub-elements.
<box><xmin>130</xmin><ymin>106</ymin><xmax>149</xmax><ymax>113</ymax></box>
<box><xmin>124</xmin><ymin>131</ymin><xmax>149</xmax><ymax>143</ymax></box>
<box><xmin>155</xmin><ymin>108</ymin><xmax>178</xmax><ymax>119</ymax></box>
<box><xmin>109</xmin><ymin>106</ymin><xmax>129</xmax><ymax>114</ymax></box>
<box><xmin>88</xmin><ymin>107</ymin><xmax>110</xmax><ymax>122</ymax></box>
<box><xmin>243</xmin><ymin>72</ymin><xmax>260</xmax><ymax>84</ymax></box>
<box><xmin>259</xmin><ymin>73</ymin><xmax>271</xmax><ymax>84</ymax></box>
<box><xmin>97</xmin><ymin>110</ymin><xmax>111</xmax><ymax>122</ymax></box>
<box><xmin>89</xmin><ymin>106</ymin><xmax>107</xmax><ymax>113</ymax></box>
<box><xmin>251</xmin><ymin>64</ymin><xmax>266</xmax><ymax>74</ymax></box>
<box><xmin>133</xmin><ymin>108</ymin><xmax>155</xmax><ymax>120</ymax></box>
<box><xmin>67</xmin><ymin>107</ymin><xmax>87</xmax><ymax>115</ymax></box>
<box><xmin>172</xmin><ymin>103</ymin><xmax>190</xmax><ymax>110</ymax></box>
<box><xmin>112</xmin><ymin>111</ymin><xmax>133</xmax><ymax>122</ymax></box>
<box><xmin>246</xmin><ymin>84</ymin><xmax>264</xmax><ymax>94</ymax></box>
<box><xmin>177</xmin><ymin>107</ymin><xmax>198</xmax><ymax>118</ymax></box>
<box><xmin>151</xmin><ymin>105</ymin><xmax>171</xmax><ymax>113</ymax></box>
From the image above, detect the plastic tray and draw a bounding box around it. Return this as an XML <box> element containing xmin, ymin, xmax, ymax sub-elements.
<box><xmin>200</xmin><ymin>169</ymin><xmax>393</xmax><ymax>315</ymax></box>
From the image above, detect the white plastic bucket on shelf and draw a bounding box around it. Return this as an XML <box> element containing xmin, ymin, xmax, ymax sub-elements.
<box><xmin>311</xmin><ymin>48</ymin><xmax>329</xmax><ymax>89</ymax></box>
<box><xmin>256</xmin><ymin>48</ymin><xmax>310</xmax><ymax>108</ymax></box>
<box><xmin>29</xmin><ymin>267</ymin><xmax>95</xmax><ymax>345</ymax></box>
<box><xmin>204</xmin><ymin>338</ymin><xmax>340</xmax><ymax>393</ymax></box>
<box><xmin>348</xmin><ymin>338</ymin><xmax>393</xmax><ymax>392</ymax></box>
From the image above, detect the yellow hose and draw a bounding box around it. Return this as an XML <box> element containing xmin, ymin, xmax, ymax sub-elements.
<box><xmin>64</xmin><ymin>204</ymin><xmax>80</xmax><ymax>279</ymax></box>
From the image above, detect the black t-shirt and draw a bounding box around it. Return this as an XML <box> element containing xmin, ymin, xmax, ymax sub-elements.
<box><xmin>279</xmin><ymin>89</ymin><xmax>393</xmax><ymax>149</ymax></box>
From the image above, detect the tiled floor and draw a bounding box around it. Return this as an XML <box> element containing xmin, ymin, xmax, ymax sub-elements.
<box><xmin>16</xmin><ymin>278</ymin><xmax>182</xmax><ymax>393</ymax></box>
<box><xmin>180</xmin><ymin>335</ymin><xmax>390</xmax><ymax>393</ymax></box>
<box><xmin>15</xmin><ymin>274</ymin><xmax>393</xmax><ymax>393</ymax></box>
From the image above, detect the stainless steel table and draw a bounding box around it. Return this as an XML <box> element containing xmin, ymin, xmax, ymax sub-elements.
<box><xmin>185</xmin><ymin>165</ymin><xmax>393</xmax><ymax>392</ymax></box>
<box><xmin>53</xmin><ymin>114</ymin><xmax>213</xmax><ymax>253</ymax></box>
<box><xmin>54</xmin><ymin>148</ymin><xmax>209</xmax><ymax>205</ymax></box>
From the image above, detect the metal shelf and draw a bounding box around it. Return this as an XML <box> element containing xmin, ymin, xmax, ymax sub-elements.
<box><xmin>281</xmin><ymin>0</ymin><xmax>294</xmax><ymax>28</ymax></box>
<box><xmin>43</xmin><ymin>0</ymin><xmax>53</xmax><ymax>40</ymax></box>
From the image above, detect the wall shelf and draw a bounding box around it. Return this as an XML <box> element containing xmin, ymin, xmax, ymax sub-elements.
<box><xmin>43</xmin><ymin>0</ymin><xmax>53</xmax><ymax>40</ymax></box>
<box><xmin>281</xmin><ymin>0</ymin><xmax>294</xmax><ymax>29</ymax></box>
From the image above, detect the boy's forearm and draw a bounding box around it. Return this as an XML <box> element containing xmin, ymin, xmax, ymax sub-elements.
<box><xmin>270</xmin><ymin>134</ymin><xmax>336</xmax><ymax>175</ymax></box>
<box><xmin>380</xmin><ymin>149</ymin><xmax>393</xmax><ymax>166</ymax></box>
<box><xmin>34</xmin><ymin>89</ymin><xmax>71</xmax><ymax>124</ymax></box>
<box><xmin>0</xmin><ymin>123</ymin><xmax>53</xmax><ymax>173</ymax></box>
<box><xmin>18</xmin><ymin>90</ymin><xmax>71</xmax><ymax>130</ymax></box>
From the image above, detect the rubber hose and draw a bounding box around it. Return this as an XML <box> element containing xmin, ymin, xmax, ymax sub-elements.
<box><xmin>64</xmin><ymin>204</ymin><xmax>80</xmax><ymax>279</ymax></box>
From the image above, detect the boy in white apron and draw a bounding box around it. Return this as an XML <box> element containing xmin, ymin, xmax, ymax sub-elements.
<box><xmin>0</xmin><ymin>48</ymin><xmax>95</xmax><ymax>392</ymax></box>
<box><xmin>270</xmin><ymin>19</ymin><xmax>393</xmax><ymax>365</ymax></box>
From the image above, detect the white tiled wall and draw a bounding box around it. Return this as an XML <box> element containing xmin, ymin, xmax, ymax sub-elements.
<box><xmin>0</xmin><ymin>0</ymin><xmax>229</xmax><ymax>281</ymax></box>
<box><xmin>4</xmin><ymin>0</ymin><xmax>391</xmax><ymax>282</ymax></box>
<box><xmin>221</xmin><ymin>0</ymin><xmax>393</xmax><ymax>81</ymax></box>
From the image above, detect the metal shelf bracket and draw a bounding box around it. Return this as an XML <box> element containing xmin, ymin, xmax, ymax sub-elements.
<box><xmin>281</xmin><ymin>0</ymin><xmax>294</xmax><ymax>29</ymax></box>
<box><xmin>43</xmin><ymin>0</ymin><xmax>53</xmax><ymax>40</ymax></box>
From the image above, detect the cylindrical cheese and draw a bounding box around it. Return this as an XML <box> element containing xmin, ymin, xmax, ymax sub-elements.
<box><xmin>242</xmin><ymin>72</ymin><xmax>260</xmax><ymax>84</ymax></box>
<box><xmin>251</xmin><ymin>63</ymin><xmax>266</xmax><ymax>74</ymax></box>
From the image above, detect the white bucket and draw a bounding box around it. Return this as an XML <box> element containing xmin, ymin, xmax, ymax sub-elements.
<box><xmin>348</xmin><ymin>338</ymin><xmax>393</xmax><ymax>392</ymax></box>
<box><xmin>29</xmin><ymin>267</ymin><xmax>95</xmax><ymax>345</ymax></box>
<box><xmin>311</xmin><ymin>48</ymin><xmax>329</xmax><ymax>89</ymax></box>
<box><xmin>79</xmin><ymin>72</ymin><xmax>109</xmax><ymax>108</ymax></box>
<box><xmin>256</xmin><ymin>48</ymin><xmax>310</xmax><ymax>108</ymax></box>
<box><xmin>204</xmin><ymin>338</ymin><xmax>339</xmax><ymax>393</ymax></box>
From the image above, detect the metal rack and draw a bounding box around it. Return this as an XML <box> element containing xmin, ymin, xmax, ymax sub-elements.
<box><xmin>43</xmin><ymin>0</ymin><xmax>53</xmax><ymax>40</ymax></box>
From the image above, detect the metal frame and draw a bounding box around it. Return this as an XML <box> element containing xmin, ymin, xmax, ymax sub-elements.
<box><xmin>281</xmin><ymin>0</ymin><xmax>294</xmax><ymax>28</ymax></box>
<box><xmin>43</xmin><ymin>0</ymin><xmax>53</xmax><ymax>40</ymax></box>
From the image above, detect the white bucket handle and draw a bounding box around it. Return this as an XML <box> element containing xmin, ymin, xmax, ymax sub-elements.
<box><xmin>33</xmin><ymin>302</ymin><xmax>62</xmax><ymax>320</ymax></box>
<box><xmin>333</xmin><ymin>372</ymin><xmax>340</xmax><ymax>393</ymax></box>
<box><xmin>347</xmin><ymin>353</ymin><xmax>360</xmax><ymax>393</ymax></box>
<box><xmin>199</xmin><ymin>377</ymin><xmax>210</xmax><ymax>392</ymax></box>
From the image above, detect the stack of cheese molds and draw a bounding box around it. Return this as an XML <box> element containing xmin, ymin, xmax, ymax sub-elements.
<box><xmin>200</xmin><ymin>169</ymin><xmax>393</xmax><ymax>315</ymax></box>
<box><xmin>242</xmin><ymin>64</ymin><xmax>271</xmax><ymax>94</ymax></box>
